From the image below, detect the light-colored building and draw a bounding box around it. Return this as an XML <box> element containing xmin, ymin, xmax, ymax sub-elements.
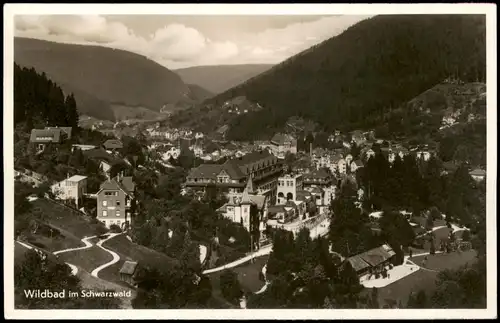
<box><xmin>217</xmin><ymin>179</ymin><xmax>268</xmax><ymax>232</ymax></box>
<box><xmin>96</xmin><ymin>174</ymin><xmax>135</xmax><ymax>229</ymax></box>
<box><xmin>51</xmin><ymin>175</ymin><xmax>88</xmax><ymax>208</ymax></box>
<box><xmin>276</xmin><ymin>173</ymin><xmax>303</xmax><ymax>204</ymax></box>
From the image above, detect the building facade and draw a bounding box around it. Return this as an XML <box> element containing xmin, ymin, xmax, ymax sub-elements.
<box><xmin>270</xmin><ymin>133</ymin><xmax>298</xmax><ymax>159</ymax></box>
<box><xmin>276</xmin><ymin>173</ymin><xmax>303</xmax><ymax>204</ymax></box>
<box><xmin>50</xmin><ymin>175</ymin><xmax>87</xmax><ymax>208</ymax></box>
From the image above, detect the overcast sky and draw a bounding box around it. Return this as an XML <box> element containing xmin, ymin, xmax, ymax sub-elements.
<box><xmin>14</xmin><ymin>15</ymin><xmax>371</xmax><ymax>69</ymax></box>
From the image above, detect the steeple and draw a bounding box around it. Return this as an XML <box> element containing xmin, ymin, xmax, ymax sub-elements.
<box><xmin>245</xmin><ymin>174</ymin><xmax>255</xmax><ymax>194</ymax></box>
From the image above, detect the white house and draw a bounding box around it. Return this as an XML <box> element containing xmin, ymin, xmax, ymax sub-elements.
<box><xmin>217</xmin><ymin>179</ymin><xmax>267</xmax><ymax>232</ymax></box>
<box><xmin>51</xmin><ymin>175</ymin><xmax>88</xmax><ymax>208</ymax></box>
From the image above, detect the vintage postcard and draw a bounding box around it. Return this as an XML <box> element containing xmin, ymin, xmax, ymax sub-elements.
<box><xmin>3</xmin><ymin>3</ymin><xmax>497</xmax><ymax>320</ymax></box>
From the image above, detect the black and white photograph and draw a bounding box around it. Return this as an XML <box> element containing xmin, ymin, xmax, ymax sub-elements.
<box><xmin>3</xmin><ymin>3</ymin><xmax>497</xmax><ymax>320</ymax></box>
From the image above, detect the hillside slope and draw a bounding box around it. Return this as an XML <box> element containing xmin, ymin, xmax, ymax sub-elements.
<box><xmin>14</xmin><ymin>37</ymin><xmax>210</xmax><ymax>120</ymax></box>
<box><xmin>175</xmin><ymin>64</ymin><xmax>273</xmax><ymax>94</ymax></box>
<box><xmin>171</xmin><ymin>15</ymin><xmax>486</xmax><ymax>140</ymax></box>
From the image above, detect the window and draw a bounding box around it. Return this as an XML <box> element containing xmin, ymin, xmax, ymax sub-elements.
<box><xmin>105</xmin><ymin>191</ymin><xmax>118</xmax><ymax>196</ymax></box>
<box><xmin>116</xmin><ymin>220</ymin><xmax>121</xmax><ymax>226</ymax></box>
<box><xmin>116</xmin><ymin>201</ymin><xmax>120</xmax><ymax>206</ymax></box>
<box><xmin>102</xmin><ymin>210</ymin><xmax>107</xmax><ymax>217</ymax></box>
<box><xmin>102</xmin><ymin>200</ymin><xmax>107</xmax><ymax>207</ymax></box>
<box><xmin>116</xmin><ymin>211</ymin><xmax>121</xmax><ymax>217</ymax></box>
<box><xmin>227</xmin><ymin>207</ymin><xmax>234</xmax><ymax>212</ymax></box>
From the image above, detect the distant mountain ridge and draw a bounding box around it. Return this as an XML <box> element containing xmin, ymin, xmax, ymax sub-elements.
<box><xmin>174</xmin><ymin>64</ymin><xmax>273</xmax><ymax>94</ymax></box>
<box><xmin>171</xmin><ymin>15</ymin><xmax>486</xmax><ymax>141</ymax></box>
<box><xmin>14</xmin><ymin>37</ymin><xmax>212</xmax><ymax>121</ymax></box>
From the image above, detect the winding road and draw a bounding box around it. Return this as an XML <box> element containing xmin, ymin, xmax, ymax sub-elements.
<box><xmin>90</xmin><ymin>233</ymin><xmax>122</xmax><ymax>278</ymax></box>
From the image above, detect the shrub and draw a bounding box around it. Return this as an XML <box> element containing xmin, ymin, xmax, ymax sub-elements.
<box><xmin>109</xmin><ymin>224</ymin><xmax>122</xmax><ymax>233</ymax></box>
<box><xmin>94</xmin><ymin>225</ymin><xmax>109</xmax><ymax>236</ymax></box>
<box><xmin>461</xmin><ymin>230</ymin><xmax>471</xmax><ymax>241</ymax></box>
<box><xmin>382</xmin><ymin>271</ymin><xmax>388</xmax><ymax>278</ymax></box>
<box><xmin>220</xmin><ymin>270</ymin><xmax>243</xmax><ymax>304</ymax></box>
<box><xmin>375</xmin><ymin>272</ymin><xmax>381</xmax><ymax>279</ymax></box>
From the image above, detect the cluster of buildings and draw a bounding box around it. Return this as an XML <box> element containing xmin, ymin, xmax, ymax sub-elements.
<box><xmin>184</xmin><ymin>145</ymin><xmax>339</xmax><ymax>237</ymax></box>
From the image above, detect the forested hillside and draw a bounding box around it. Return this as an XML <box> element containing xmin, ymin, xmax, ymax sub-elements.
<box><xmin>172</xmin><ymin>15</ymin><xmax>486</xmax><ymax>140</ymax></box>
<box><xmin>175</xmin><ymin>64</ymin><xmax>273</xmax><ymax>94</ymax></box>
<box><xmin>14</xmin><ymin>63</ymin><xmax>79</xmax><ymax>130</ymax></box>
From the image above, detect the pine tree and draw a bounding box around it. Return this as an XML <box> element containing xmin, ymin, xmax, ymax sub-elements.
<box><xmin>65</xmin><ymin>93</ymin><xmax>79</xmax><ymax>131</ymax></box>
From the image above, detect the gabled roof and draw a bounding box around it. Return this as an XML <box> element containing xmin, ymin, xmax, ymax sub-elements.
<box><xmin>99</xmin><ymin>176</ymin><xmax>135</xmax><ymax>195</ymax></box>
<box><xmin>119</xmin><ymin>261</ymin><xmax>138</xmax><ymax>275</ymax></box>
<box><xmin>30</xmin><ymin>128</ymin><xmax>62</xmax><ymax>143</ymax></box>
<box><xmin>187</xmin><ymin>164</ymin><xmax>223</xmax><ymax>180</ymax></box>
<box><xmin>347</xmin><ymin>244</ymin><xmax>396</xmax><ymax>272</ymax></box>
<box><xmin>469</xmin><ymin>169</ymin><xmax>486</xmax><ymax>176</ymax></box>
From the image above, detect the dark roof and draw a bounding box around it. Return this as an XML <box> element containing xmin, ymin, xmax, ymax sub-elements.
<box><xmin>188</xmin><ymin>150</ymin><xmax>279</xmax><ymax>181</ymax></box>
<box><xmin>223</xmin><ymin>159</ymin><xmax>247</xmax><ymax>179</ymax></box>
<box><xmin>120</xmin><ymin>176</ymin><xmax>135</xmax><ymax>192</ymax></box>
<box><xmin>103</xmin><ymin>139</ymin><xmax>124</xmax><ymax>150</ymax></box>
<box><xmin>346</xmin><ymin>244</ymin><xmax>396</xmax><ymax>273</ymax></box>
<box><xmin>303</xmin><ymin>168</ymin><xmax>331</xmax><ymax>181</ymax></box>
<box><xmin>358</xmin><ymin>244</ymin><xmax>395</xmax><ymax>266</ymax></box>
<box><xmin>268</xmin><ymin>205</ymin><xmax>286</xmax><ymax>213</ymax></box>
<box><xmin>30</xmin><ymin>128</ymin><xmax>62</xmax><ymax>143</ymax></box>
<box><xmin>347</xmin><ymin>255</ymin><xmax>371</xmax><ymax>273</ymax></box>
<box><xmin>228</xmin><ymin>150</ymin><xmax>280</xmax><ymax>175</ymax></box>
<box><xmin>296</xmin><ymin>190</ymin><xmax>312</xmax><ymax>202</ymax></box>
<box><xmin>119</xmin><ymin>261</ymin><xmax>138</xmax><ymax>275</ymax></box>
<box><xmin>99</xmin><ymin>176</ymin><xmax>135</xmax><ymax>194</ymax></box>
<box><xmin>83</xmin><ymin>148</ymin><xmax>120</xmax><ymax>164</ymax></box>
